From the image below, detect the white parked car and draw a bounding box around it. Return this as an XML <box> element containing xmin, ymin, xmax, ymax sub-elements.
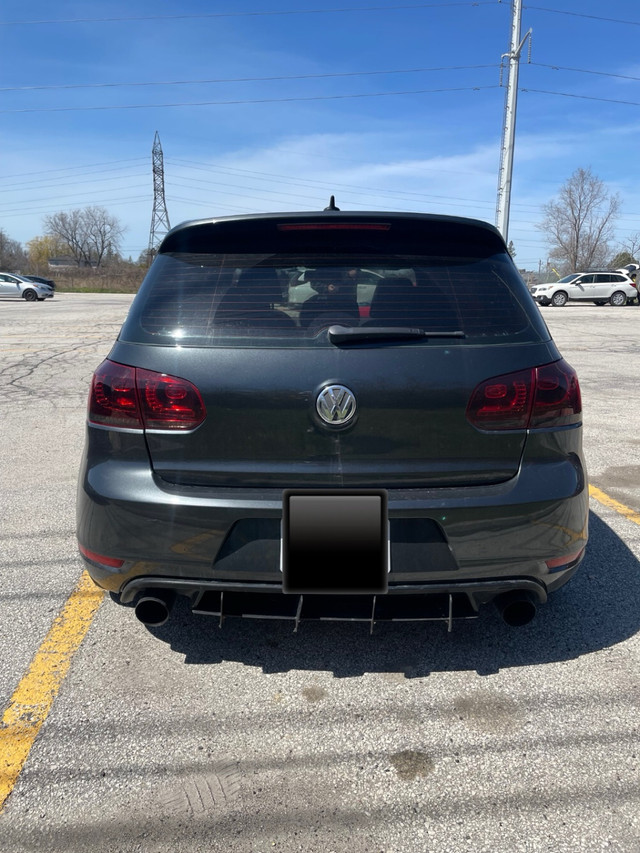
<box><xmin>0</xmin><ymin>272</ymin><xmax>54</xmax><ymax>301</ymax></box>
<box><xmin>530</xmin><ymin>271</ymin><xmax>638</xmax><ymax>307</ymax></box>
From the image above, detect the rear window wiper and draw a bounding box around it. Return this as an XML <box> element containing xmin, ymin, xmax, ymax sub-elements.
<box><xmin>327</xmin><ymin>325</ymin><xmax>465</xmax><ymax>344</ymax></box>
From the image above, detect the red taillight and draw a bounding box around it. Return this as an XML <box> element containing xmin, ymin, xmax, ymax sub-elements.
<box><xmin>89</xmin><ymin>360</ymin><xmax>141</xmax><ymax>428</ymax></box>
<box><xmin>466</xmin><ymin>368</ymin><xmax>534</xmax><ymax>430</ymax></box>
<box><xmin>466</xmin><ymin>359</ymin><xmax>581</xmax><ymax>431</ymax></box>
<box><xmin>136</xmin><ymin>368</ymin><xmax>206</xmax><ymax>430</ymax></box>
<box><xmin>88</xmin><ymin>360</ymin><xmax>206</xmax><ymax>431</ymax></box>
<box><xmin>530</xmin><ymin>360</ymin><xmax>582</xmax><ymax>428</ymax></box>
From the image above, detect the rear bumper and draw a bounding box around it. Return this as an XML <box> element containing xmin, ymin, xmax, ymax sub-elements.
<box><xmin>77</xmin><ymin>424</ymin><xmax>588</xmax><ymax>608</ymax></box>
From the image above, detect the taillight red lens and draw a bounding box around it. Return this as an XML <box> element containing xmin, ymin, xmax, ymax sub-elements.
<box><xmin>88</xmin><ymin>360</ymin><xmax>206</xmax><ymax>431</ymax></box>
<box><xmin>89</xmin><ymin>360</ymin><xmax>142</xmax><ymax>428</ymax></box>
<box><xmin>467</xmin><ymin>359</ymin><xmax>581</xmax><ymax>431</ymax></box>
<box><xmin>137</xmin><ymin>369</ymin><xmax>206</xmax><ymax>430</ymax></box>
<box><xmin>466</xmin><ymin>368</ymin><xmax>534</xmax><ymax>430</ymax></box>
<box><xmin>530</xmin><ymin>360</ymin><xmax>582</xmax><ymax>428</ymax></box>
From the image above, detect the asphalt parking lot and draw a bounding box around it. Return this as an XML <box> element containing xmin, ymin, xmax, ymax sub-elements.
<box><xmin>0</xmin><ymin>293</ymin><xmax>639</xmax><ymax>853</ymax></box>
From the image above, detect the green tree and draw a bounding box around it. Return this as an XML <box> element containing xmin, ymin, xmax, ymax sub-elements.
<box><xmin>610</xmin><ymin>250</ymin><xmax>637</xmax><ymax>269</ymax></box>
<box><xmin>611</xmin><ymin>233</ymin><xmax>640</xmax><ymax>268</ymax></box>
<box><xmin>26</xmin><ymin>235</ymin><xmax>69</xmax><ymax>272</ymax></box>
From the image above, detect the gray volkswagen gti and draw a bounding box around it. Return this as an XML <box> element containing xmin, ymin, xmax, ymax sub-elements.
<box><xmin>77</xmin><ymin>208</ymin><xmax>588</xmax><ymax>630</ymax></box>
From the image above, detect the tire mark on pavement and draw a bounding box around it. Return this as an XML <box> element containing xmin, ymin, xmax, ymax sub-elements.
<box><xmin>157</xmin><ymin>764</ymin><xmax>242</xmax><ymax>817</ymax></box>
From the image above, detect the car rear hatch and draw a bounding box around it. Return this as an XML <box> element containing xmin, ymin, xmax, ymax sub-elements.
<box><xmin>115</xmin><ymin>212</ymin><xmax>555</xmax><ymax>490</ymax></box>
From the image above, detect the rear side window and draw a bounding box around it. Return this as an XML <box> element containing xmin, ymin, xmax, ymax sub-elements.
<box><xmin>120</xmin><ymin>228</ymin><xmax>548</xmax><ymax>348</ymax></box>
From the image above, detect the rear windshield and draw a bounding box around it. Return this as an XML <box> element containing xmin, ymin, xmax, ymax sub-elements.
<box><xmin>120</xmin><ymin>245</ymin><xmax>547</xmax><ymax>349</ymax></box>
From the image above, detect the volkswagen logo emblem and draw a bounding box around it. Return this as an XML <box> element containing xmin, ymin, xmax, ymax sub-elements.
<box><xmin>316</xmin><ymin>385</ymin><xmax>357</xmax><ymax>425</ymax></box>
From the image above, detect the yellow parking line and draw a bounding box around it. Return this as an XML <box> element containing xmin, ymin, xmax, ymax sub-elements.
<box><xmin>589</xmin><ymin>485</ymin><xmax>640</xmax><ymax>526</ymax></box>
<box><xmin>0</xmin><ymin>571</ymin><xmax>103</xmax><ymax>812</ymax></box>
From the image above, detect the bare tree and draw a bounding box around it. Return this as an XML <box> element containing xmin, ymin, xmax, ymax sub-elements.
<box><xmin>0</xmin><ymin>228</ymin><xmax>27</xmax><ymax>270</ymax></box>
<box><xmin>537</xmin><ymin>167</ymin><xmax>620</xmax><ymax>272</ymax></box>
<box><xmin>43</xmin><ymin>206</ymin><xmax>125</xmax><ymax>268</ymax></box>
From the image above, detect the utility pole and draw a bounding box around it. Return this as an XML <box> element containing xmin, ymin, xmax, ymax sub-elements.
<box><xmin>147</xmin><ymin>131</ymin><xmax>171</xmax><ymax>264</ymax></box>
<box><xmin>495</xmin><ymin>0</ymin><xmax>531</xmax><ymax>242</ymax></box>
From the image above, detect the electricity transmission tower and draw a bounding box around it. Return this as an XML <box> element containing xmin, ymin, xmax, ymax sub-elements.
<box><xmin>147</xmin><ymin>131</ymin><xmax>171</xmax><ymax>263</ymax></box>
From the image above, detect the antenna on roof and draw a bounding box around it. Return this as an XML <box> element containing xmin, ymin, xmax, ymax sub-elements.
<box><xmin>324</xmin><ymin>195</ymin><xmax>340</xmax><ymax>211</ymax></box>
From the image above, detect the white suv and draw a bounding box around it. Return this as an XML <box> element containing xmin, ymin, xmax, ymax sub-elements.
<box><xmin>530</xmin><ymin>271</ymin><xmax>637</xmax><ymax>307</ymax></box>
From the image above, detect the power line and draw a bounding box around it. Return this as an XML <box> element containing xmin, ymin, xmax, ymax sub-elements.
<box><xmin>168</xmin><ymin>196</ymin><xmax>262</xmax><ymax>214</ymax></box>
<box><xmin>0</xmin><ymin>197</ymin><xmax>149</xmax><ymax>217</ymax></box>
<box><xmin>0</xmin><ymin>3</ymin><xmax>498</xmax><ymax>26</ymax></box>
<box><xmin>0</xmin><ymin>84</ymin><xmax>499</xmax><ymax>114</ymax></box>
<box><xmin>167</xmin><ymin>158</ymin><xmax>542</xmax><ymax>212</ymax></box>
<box><xmin>170</xmin><ymin>152</ymin><xmax>489</xmax><ymax>181</ymax></box>
<box><xmin>0</xmin><ymin>65</ymin><xmax>496</xmax><ymax>93</ymax></box>
<box><xmin>521</xmin><ymin>88</ymin><xmax>640</xmax><ymax>109</ymax></box>
<box><xmin>0</xmin><ymin>157</ymin><xmax>147</xmax><ymax>183</ymax></box>
<box><xmin>165</xmin><ymin>177</ymin><xmax>327</xmax><ymax>207</ymax></box>
<box><xmin>0</xmin><ymin>184</ymin><xmax>149</xmax><ymax>210</ymax></box>
<box><xmin>165</xmin><ymin>182</ymin><xmax>542</xmax><ymax>219</ymax></box>
<box><xmin>0</xmin><ymin>166</ymin><xmax>147</xmax><ymax>193</ymax></box>
<box><xmin>2</xmin><ymin>62</ymin><xmax>637</xmax><ymax>110</ymax></box>
<box><xmin>2</xmin><ymin>64</ymin><xmax>636</xmax><ymax>118</ymax></box>
<box><xmin>531</xmin><ymin>63</ymin><xmax>640</xmax><ymax>83</ymax></box>
<box><xmin>523</xmin><ymin>6</ymin><xmax>640</xmax><ymax>27</ymax></box>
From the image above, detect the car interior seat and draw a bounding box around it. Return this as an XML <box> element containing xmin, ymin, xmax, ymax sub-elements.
<box><xmin>365</xmin><ymin>275</ymin><xmax>460</xmax><ymax>330</ymax></box>
<box><xmin>216</xmin><ymin>268</ymin><xmax>296</xmax><ymax>332</ymax></box>
<box><xmin>298</xmin><ymin>269</ymin><xmax>360</xmax><ymax>330</ymax></box>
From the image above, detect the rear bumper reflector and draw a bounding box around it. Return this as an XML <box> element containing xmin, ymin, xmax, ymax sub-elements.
<box><xmin>78</xmin><ymin>544</ymin><xmax>125</xmax><ymax>569</ymax></box>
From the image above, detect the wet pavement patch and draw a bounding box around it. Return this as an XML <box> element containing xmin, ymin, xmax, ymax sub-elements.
<box><xmin>452</xmin><ymin>692</ymin><xmax>523</xmax><ymax>733</ymax></box>
<box><xmin>389</xmin><ymin>750</ymin><xmax>434</xmax><ymax>781</ymax></box>
<box><xmin>301</xmin><ymin>686</ymin><xmax>328</xmax><ymax>702</ymax></box>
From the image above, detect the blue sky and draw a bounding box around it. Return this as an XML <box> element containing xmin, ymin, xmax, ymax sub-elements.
<box><xmin>1</xmin><ymin>0</ymin><xmax>640</xmax><ymax>269</ymax></box>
